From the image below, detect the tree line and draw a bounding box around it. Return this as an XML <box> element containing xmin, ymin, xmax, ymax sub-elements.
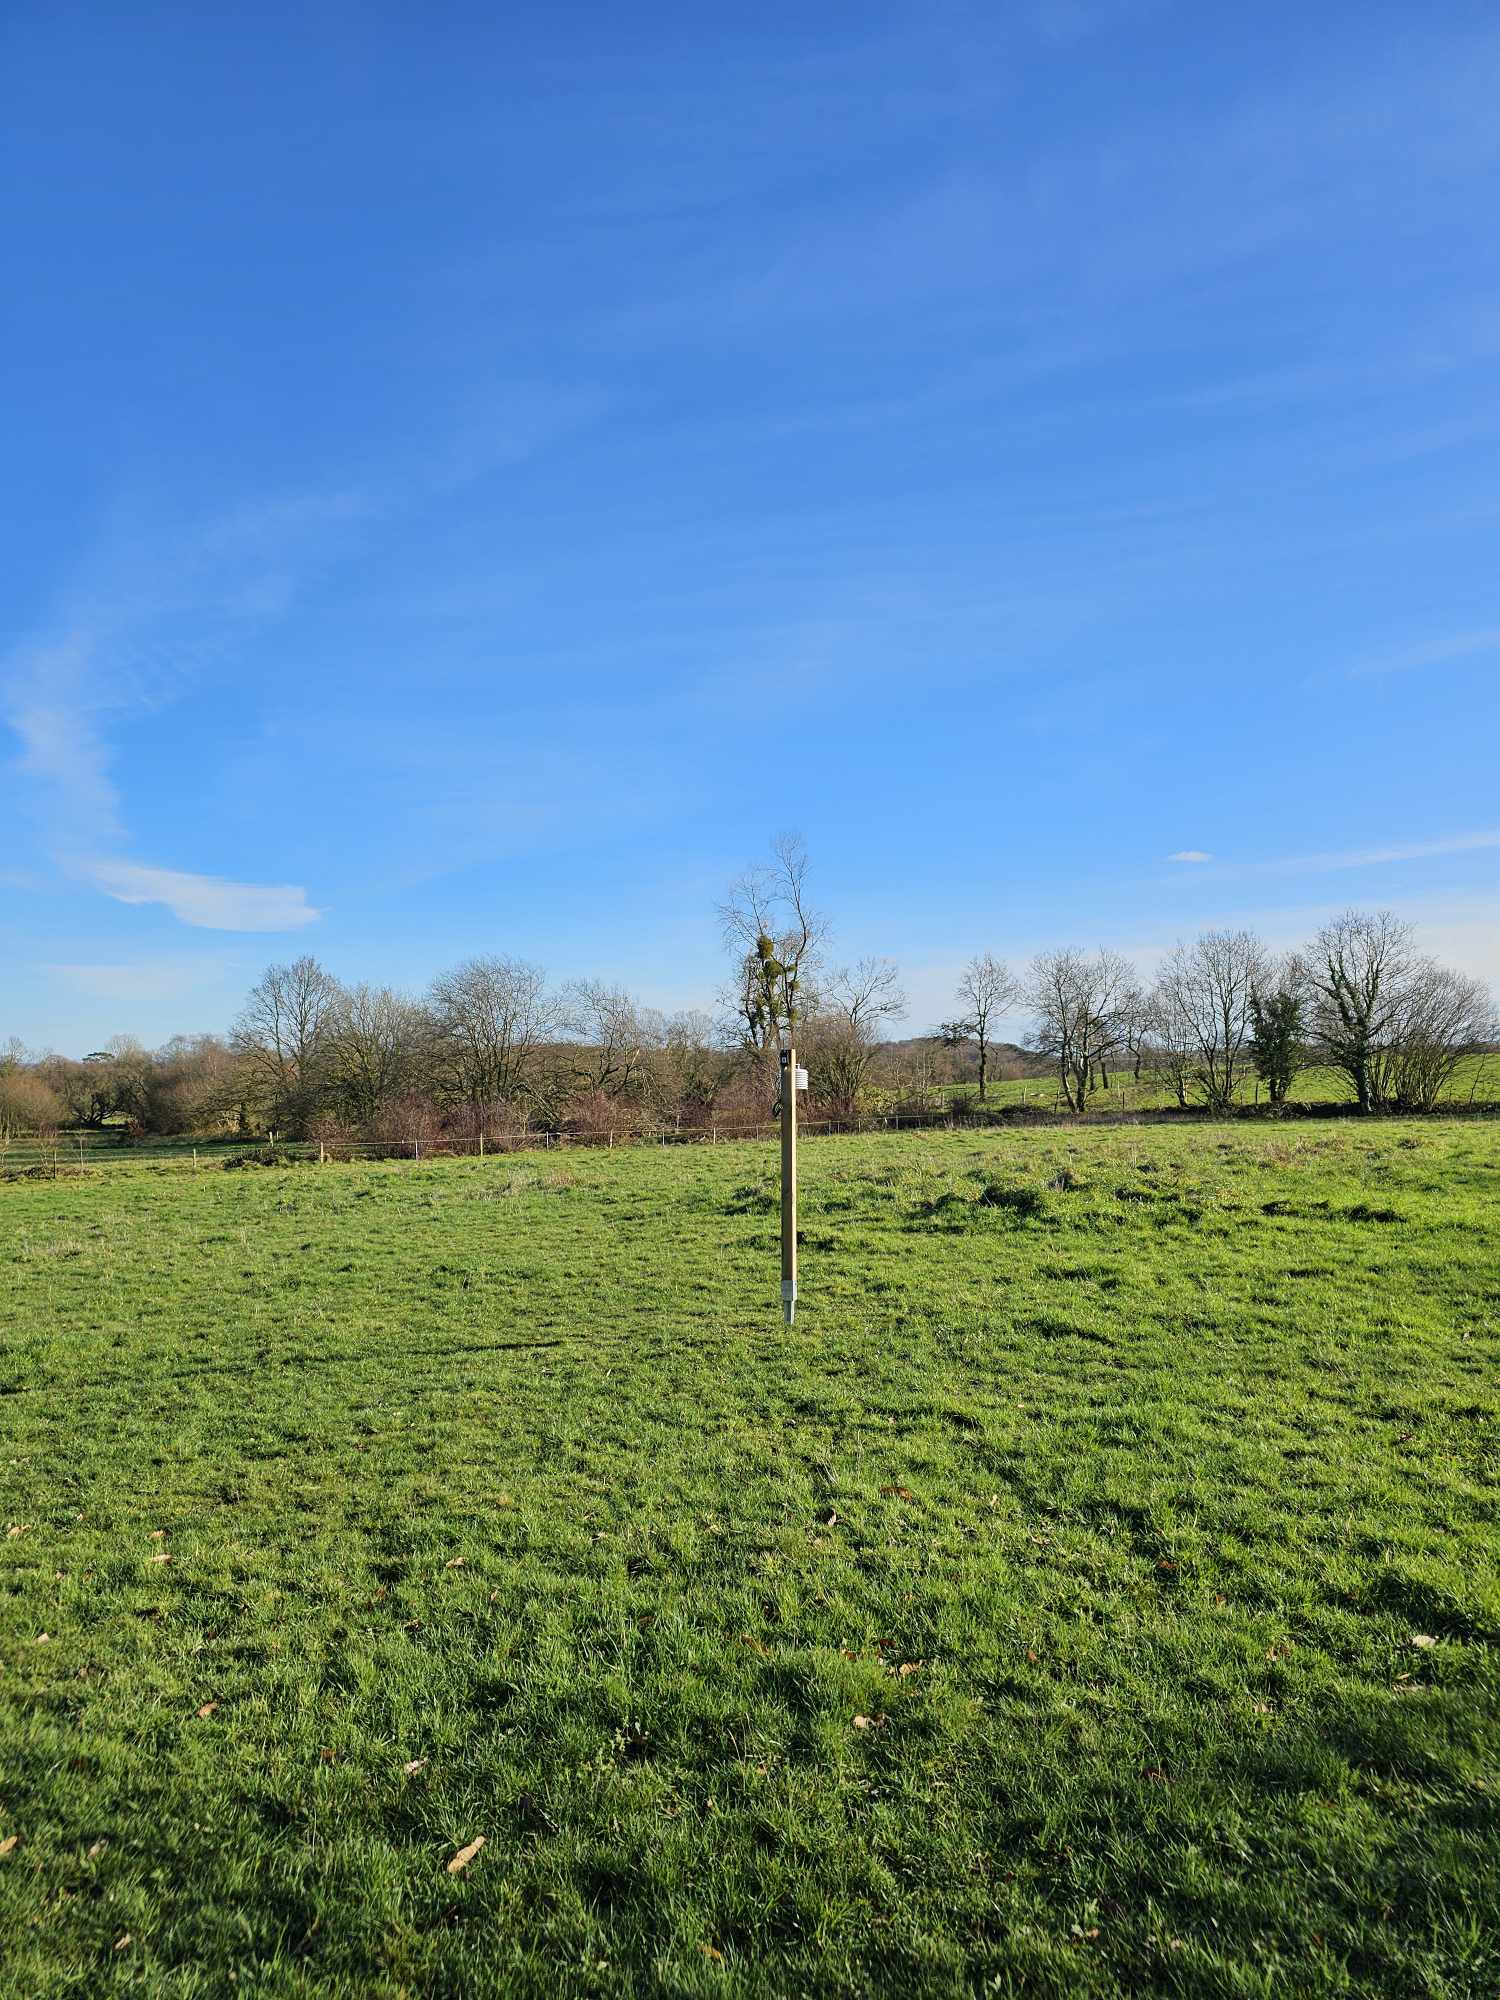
<box><xmin>1</xmin><ymin>839</ymin><xmax>1493</xmax><ymax>1144</ymax></box>
<box><xmin>941</xmin><ymin>910</ymin><xmax>1495</xmax><ymax>1115</ymax></box>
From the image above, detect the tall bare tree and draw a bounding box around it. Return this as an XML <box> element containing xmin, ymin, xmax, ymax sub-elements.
<box><xmin>1299</xmin><ymin>912</ymin><xmax>1493</xmax><ymax>1112</ymax></box>
<box><xmin>1299</xmin><ymin>911</ymin><xmax>1415</xmax><ymax>1113</ymax></box>
<box><xmin>326</xmin><ymin>985</ymin><xmax>433</xmax><ymax>1124</ymax></box>
<box><xmin>561</xmin><ymin>981</ymin><xmax>659</xmax><ymax>1098</ymax></box>
<box><xmin>429</xmin><ymin>956</ymin><xmax>552</xmax><ymax>1114</ymax></box>
<box><xmin>951</xmin><ymin>953</ymin><xmax>1019</xmax><ymax>1100</ymax></box>
<box><xmin>232</xmin><ymin>955</ymin><xmax>339</xmax><ymax>1133</ymax></box>
<box><xmin>1145</xmin><ymin>978</ymin><xmax>1194</xmax><ymax>1108</ymax></box>
<box><xmin>1376</xmin><ymin>961</ymin><xmax>1494</xmax><ymax>1110</ymax></box>
<box><xmin>1027</xmin><ymin>948</ymin><xmax>1134</xmax><ymax>1113</ymax></box>
<box><xmin>1154</xmin><ymin>930</ymin><xmax>1266</xmax><ymax>1113</ymax></box>
<box><xmin>720</xmin><ymin>832</ymin><xmax>826</xmax><ymax>1051</ymax></box>
<box><xmin>806</xmin><ymin>958</ymin><xmax>906</xmax><ymax>1115</ymax></box>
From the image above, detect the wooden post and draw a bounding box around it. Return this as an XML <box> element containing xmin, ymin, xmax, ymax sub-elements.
<box><xmin>780</xmin><ymin>1045</ymin><xmax>798</xmax><ymax>1324</ymax></box>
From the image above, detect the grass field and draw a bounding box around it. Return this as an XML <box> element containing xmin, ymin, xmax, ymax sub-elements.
<box><xmin>934</xmin><ymin>1051</ymin><xmax>1500</xmax><ymax>1116</ymax></box>
<box><xmin>2</xmin><ymin>1123</ymin><xmax>1498</xmax><ymax>1996</ymax></box>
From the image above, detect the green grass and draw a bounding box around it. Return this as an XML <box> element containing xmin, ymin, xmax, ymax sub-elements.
<box><xmin>934</xmin><ymin>1050</ymin><xmax>1500</xmax><ymax>1115</ymax></box>
<box><xmin>2</xmin><ymin>1124</ymin><xmax>1498</xmax><ymax>1997</ymax></box>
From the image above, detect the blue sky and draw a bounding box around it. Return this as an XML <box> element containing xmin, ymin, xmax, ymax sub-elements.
<box><xmin>4</xmin><ymin>0</ymin><xmax>1498</xmax><ymax>1052</ymax></box>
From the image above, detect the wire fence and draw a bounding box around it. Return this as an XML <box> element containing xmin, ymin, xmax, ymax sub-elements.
<box><xmin>5</xmin><ymin>1072</ymin><xmax>1499</xmax><ymax>1178</ymax></box>
<box><xmin>0</xmin><ymin>1107</ymin><xmax>993</xmax><ymax>1176</ymax></box>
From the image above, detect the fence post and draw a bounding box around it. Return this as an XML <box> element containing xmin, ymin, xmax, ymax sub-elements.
<box><xmin>319</xmin><ymin>1140</ymin><xmax>326</xmax><ymax>1165</ymax></box>
<box><xmin>479</xmin><ymin>1131</ymin><xmax>485</xmax><ymax>1158</ymax></box>
<box><xmin>412</xmin><ymin>1138</ymin><xmax>419</xmax><ymax>1162</ymax></box>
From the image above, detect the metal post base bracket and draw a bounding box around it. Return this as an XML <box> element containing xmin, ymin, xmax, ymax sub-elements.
<box><xmin>781</xmin><ymin>1278</ymin><xmax>797</xmax><ymax>1325</ymax></box>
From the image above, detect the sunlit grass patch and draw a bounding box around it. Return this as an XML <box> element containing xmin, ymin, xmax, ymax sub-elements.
<box><xmin>1</xmin><ymin>1122</ymin><xmax>1497</xmax><ymax>1996</ymax></box>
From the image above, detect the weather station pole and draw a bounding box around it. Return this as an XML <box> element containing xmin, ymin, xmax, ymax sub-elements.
<box><xmin>779</xmin><ymin>1045</ymin><xmax>806</xmax><ymax>1324</ymax></box>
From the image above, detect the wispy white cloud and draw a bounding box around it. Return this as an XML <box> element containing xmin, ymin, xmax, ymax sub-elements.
<box><xmin>85</xmin><ymin>861</ymin><xmax>321</xmax><ymax>933</ymax></box>
<box><xmin>0</xmin><ymin>483</ymin><xmax>372</xmax><ymax>930</ymax></box>
<box><xmin>6</xmin><ymin>637</ymin><xmax>125</xmax><ymax>848</ymax></box>
<box><xmin>1261</xmin><ymin>829</ymin><xmax>1500</xmax><ymax>875</ymax></box>
<box><xmin>1351</xmin><ymin>627</ymin><xmax>1500</xmax><ymax>677</ymax></box>
<box><xmin>1172</xmin><ymin>829</ymin><xmax>1500</xmax><ymax>881</ymax></box>
<box><xmin>4</xmin><ymin>382</ymin><xmax>609</xmax><ymax>940</ymax></box>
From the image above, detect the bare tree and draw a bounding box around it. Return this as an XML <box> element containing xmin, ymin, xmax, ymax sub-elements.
<box><xmin>232</xmin><ymin>956</ymin><xmax>340</xmax><ymax>1134</ymax></box>
<box><xmin>40</xmin><ymin>1050</ymin><xmax>116</xmax><ymax>1129</ymax></box>
<box><xmin>950</xmin><ymin>953</ymin><xmax>1019</xmax><ymax>1100</ymax></box>
<box><xmin>103</xmin><ymin>1035</ymin><xmax>155</xmax><ymax>1128</ymax></box>
<box><xmin>1027</xmin><ymin>948</ymin><xmax>1134</xmax><ymax>1113</ymax></box>
<box><xmin>428</xmin><ymin>956</ymin><xmax>553</xmax><ymax>1114</ymax></box>
<box><xmin>326</xmin><ymin>985</ymin><xmax>433</xmax><ymax>1124</ymax></box>
<box><xmin>1298</xmin><ymin>911</ymin><xmax>1417</xmax><ymax>1112</ymax></box>
<box><xmin>1371</xmin><ymin>959</ymin><xmax>1492</xmax><ymax>1110</ymax></box>
<box><xmin>806</xmin><ymin>958</ymin><xmax>906</xmax><ymax>1116</ymax></box>
<box><xmin>829</xmin><ymin>958</ymin><xmax>905</xmax><ymax>1038</ymax></box>
<box><xmin>151</xmin><ymin>1035</ymin><xmax>250</xmax><ymax>1135</ymax></box>
<box><xmin>1118</xmin><ymin>985</ymin><xmax>1155</xmax><ymax>1082</ymax></box>
<box><xmin>1294</xmin><ymin>909</ymin><xmax>1495</xmax><ymax>1112</ymax></box>
<box><xmin>1153</xmin><ymin>930</ymin><xmax>1266</xmax><ymax>1113</ymax></box>
<box><xmin>1145</xmin><ymin>979</ymin><xmax>1194</xmax><ymax>1108</ymax></box>
<box><xmin>0</xmin><ymin>1065</ymin><xmax>65</xmax><ymax>1140</ymax></box>
<box><xmin>720</xmin><ymin>833</ymin><xmax>827</xmax><ymax>1051</ymax></box>
<box><xmin>653</xmin><ymin>1010</ymin><xmax>741</xmax><ymax>1122</ymax></box>
<box><xmin>561</xmin><ymin>981</ymin><xmax>659</xmax><ymax>1098</ymax></box>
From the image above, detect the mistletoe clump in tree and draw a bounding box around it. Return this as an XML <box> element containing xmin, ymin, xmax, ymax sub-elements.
<box><xmin>720</xmin><ymin>834</ymin><xmax>826</xmax><ymax>1053</ymax></box>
